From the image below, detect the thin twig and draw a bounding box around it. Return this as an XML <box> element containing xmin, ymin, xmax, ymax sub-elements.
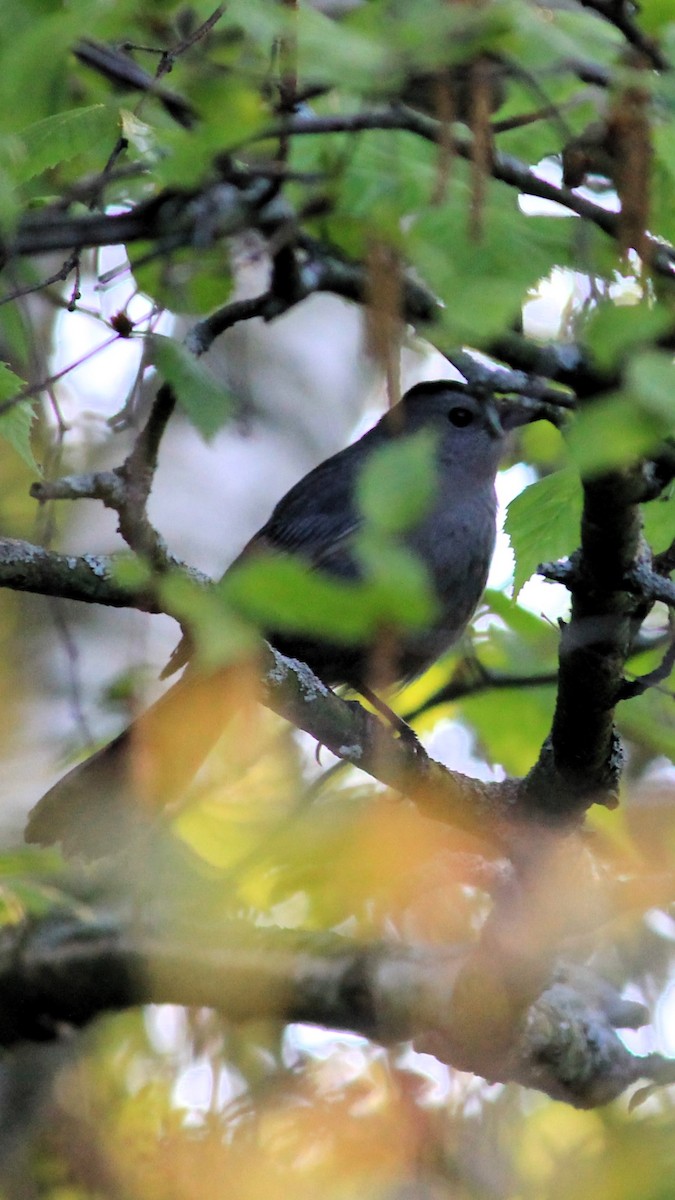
<box><xmin>578</xmin><ymin>0</ymin><xmax>669</xmax><ymax>71</ymax></box>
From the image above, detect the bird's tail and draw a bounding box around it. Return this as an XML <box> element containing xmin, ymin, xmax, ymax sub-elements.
<box><xmin>26</xmin><ymin>662</ymin><xmax>261</xmax><ymax>859</ymax></box>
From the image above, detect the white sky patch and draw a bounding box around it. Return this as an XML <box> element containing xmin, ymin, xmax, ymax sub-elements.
<box><xmin>49</xmin><ymin>246</ymin><xmax>172</xmax><ymax>438</ymax></box>
<box><xmin>519</xmin><ymin>156</ymin><xmax>620</xmax><ymax>219</ymax></box>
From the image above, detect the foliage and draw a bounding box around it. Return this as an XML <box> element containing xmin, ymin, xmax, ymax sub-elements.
<box><xmin>0</xmin><ymin>0</ymin><xmax>674</xmax><ymax>1197</ymax></box>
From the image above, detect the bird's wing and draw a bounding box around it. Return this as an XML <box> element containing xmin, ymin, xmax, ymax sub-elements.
<box><xmin>234</xmin><ymin>443</ymin><xmax>366</xmax><ymax>577</ymax></box>
<box><xmin>162</xmin><ymin>442</ymin><xmax>369</xmax><ymax>679</ymax></box>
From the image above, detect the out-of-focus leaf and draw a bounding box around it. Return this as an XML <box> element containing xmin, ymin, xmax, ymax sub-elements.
<box><xmin>566</xmin><ymin>393</ymin><xmax>665</xmax><ymax>474</ymax></box>
<box><xmin>155</xmin><ymin>76</ymin><xmax>267</xmax><ymax>188</ymax></box>
<box><xmin>584</xmin><ymin>300</ymin><xmax>673</xmax><ymax>371</ymax></box>
<box><xmin>8</xmin><ymin>104</ymin><xmax>118</xmax><ymax>184</ymax></box>
<box><xmin>620</xmin><ymin>685</ymin><xmax>675</xmax><ymax>761</ymax></box>
<box><xmin>643</xmin><ymin>487</ymin><xmax>675</xmax><ymax>553</ymax></box>
<box><xmin>134</xmin><ymin>246</ymin><xmax>233</xmax><ymax>316</ymax></box>
<box><xmin>640</xmin><ymin>0</ymin><xmax>675</xmax><ymax>32</ymax></box>
<box><xmin>626</xmin><ymin>350</ymin><xmax>675</xmax><ymax>421</ymax></box>
<box><xmin>111</xmin><ymin>555</ymin><xmax>153</xmax><ymax>590</ymax></box>
<box><xmin>148</xmin><ymin>334</ymin><xmax>234</xmax><ymax>439</ymax></box>
<box><xmin>567</xmin><ymin>353</ymin><xmax>675</xmax><ymax>474</ymax></box>
<box><xmin>357</xmin><ymin>428</ymin><xmax>438</xmax><ymax>534</ymax></box>
<box><xmin>356</xmin><ymin>531</ymin><xmax>439</xmax><ymax>626</ymax></box>
<box><xmin>223</xmin><ymin>543</ymin><xmax>436</xmax><ymax>641</ymax></box>
<box><xmin>519</xmin><ymin>419</ymin><xmax>567</xmax><ymax>468</ymax></box>
<box><xmin>483</xmin><ymin>588</ymin><xmax>562</xmax><ymax>644</ymax></box>
<box><xmin>159</xmin><ymin>571</ymin><xmax>259</xmax><ymax>673</ymax></box>
<box><xmin>505</xmin><ymin>469</ymin><xmax>582</xmax><ymax>597</ymax></box>
<box><xmin>462</xmin><ymin>683</ymin><xmax>554</xmax><ymax>774</ymax></box>
<box><xmin>411</xmin><ymin>199</ymin><xmax>575</xmax><ymax>344</ymax></box>
<box><xmin>0</xmin><ymin>364</ymin><xmax>36</xmax><ymax>470</ymax></box>
<box><xmin>0</xmin><ymin>11</ymin><xmax>78</xmax><ymax>135</ymax></box>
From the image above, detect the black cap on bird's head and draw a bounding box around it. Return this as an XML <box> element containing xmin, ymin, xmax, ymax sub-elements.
<box><xmin>390</xmin><ymin>378</ymin><xmax>535</xmax><ymax>435</ymax></box>
<box><xmin>379</xmin><ymin>379</ymin><xmax>534</xmax><ymax>477</ymax></box>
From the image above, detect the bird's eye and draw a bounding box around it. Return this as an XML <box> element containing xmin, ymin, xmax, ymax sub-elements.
<box><xmin>448</xmin><ymin>406</ymin><xmax>474</xmax><ymax>428</ymax></box>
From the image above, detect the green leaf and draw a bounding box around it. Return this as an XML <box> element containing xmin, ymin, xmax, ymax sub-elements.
<box><xmin>643</xmin><ymin>487</ymin><xmax>675</xmax><ymax>554</ymax></box>
<box><xmin>357</xmin><ymin>428</ymin><xmax>439</xmax><ymax>534</ymax></box>
<box><xmin>411</xmin><ymin>197</ymin><xmax>575</xmax><ymax>344</ymax></box>
<box><xmin>147</xmin><ymin>335</ymin><xmax>234</xmax><ymax>440</ymax></box>
<box><xmin>154</xmin><ymin>77</ymin><xmax>267</xmax><ymax>189</ymax></box>
<box><xmin>134</xmin><ymin>246</ymin><xmax>233</xmax><ymax>317</ymax></box>
<box><xmin>9</xmin><ymin>105</ymin><xmax>118</xmax><ymax>185</ymax></box>
<box><xmin>566</xmin><ymin>395</ymin><xmax>662</xmax><ymax>475</ymax></box>
<box><xmin>159</xmin><ymin>573</ymin><xmax>258</xmax><ymax>672</ymax></box>
<box><xmin>0</xmin><ymin>363</ymin><xmax>36</xmax><ymax>470</ymax></box>
<box><xmin>625</xmin><ymin>350</ymin><xmax>675</xmax><ymax>422</ymax></box>
<box><xmin>505</xmin><ymin>468</ymin><xmax>583</xmax><ymax>596</ymax></box>
<box><xmin>0</xmin><ymin>10</ymin><xmax>79</xmax><ymax>135</ymax></box>
<box><xmin>356</xmin><ymin>530</ymin><xmax>438</xmax><ymax>627</ymax></box>
<box><xmin>223</xmin><ymin>544</ymin><xmax>436</xmax><ymax>644</ymax></box>
<box><xmin>463</xmin><ymin>683</ymin><xmax>554</xmax><ymax>775</ymax></box>
<box><xmin>110</xmin><ymin>555</ymin><xmax>153</xmax><ymax>590</ymax></box>
<box><xmin>621</xmin><ymin>686</ymin><xmax>675</xmax><ymax>762</ymax></box>
<box><xmin>566</xmin><ymin>352</ymin><xmax>675</xmax><ymax>474</ymax></box>
<box><xmin>584</xmin><ymin>300</ymin><xmax>673</xmax><ymax>371</ymax></box>
<box><xmin>483</xmin><ymin>588</ymin><xmax>562</xmax><ymax>646</ymax></box>
<box><xmin>640</xmin><ymin>0</ymin><xmax>675</xmax><ymax>34</ymax></box>
<box><xmin>224</xmin><ymin>554</ymin><xmax>370</xmax><ymax>642</ymax></box>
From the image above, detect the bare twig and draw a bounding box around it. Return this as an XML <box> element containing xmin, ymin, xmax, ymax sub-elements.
<box><xmin>31</xmin><ymin>385</ymin><xmax>177</xmax><ymax>570</ymax></box>
<box><xmin>186</xmin><ymin>242</ymin><xmax>440</xmax><ymax>355</ymax></box>
<box><xmin>74</xmin><ymin>39</ymin><xmax>197</xmax><ymax>129</ymax></box>
<box><xmin>578</xmin><ymin>0</ymin><xmax>669</xmax><ymax>71</ymax></box>
<box><xmin>404</xmin><ymin>662</ymin><xmax>557</xmax><ymax>722</ymax></box>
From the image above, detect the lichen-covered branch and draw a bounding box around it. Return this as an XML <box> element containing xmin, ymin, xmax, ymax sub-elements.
<box><xmin>32</xmin><ymin>384</ymin><xmax>178</xmax><ymax>570</ymax></box>
<box><xmin>0</xmin><ymin>912</ymin><xmax>670</xmax><ymax>1107</ymax></box>
<box><xmin>260</xmin><ymin>645</ymin><xmax>521</xmax><ymax>850</ymax></box>
<box><xmin>0</xmin><ymin>538</ymin><xmax>160</xmax><ymax>610</ymax></box>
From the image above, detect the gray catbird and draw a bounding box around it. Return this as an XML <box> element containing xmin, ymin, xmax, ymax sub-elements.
<box><xmin>27</xmin><ymin>379</ymin><xmax>527</xmax><ymax>855</ymax></box>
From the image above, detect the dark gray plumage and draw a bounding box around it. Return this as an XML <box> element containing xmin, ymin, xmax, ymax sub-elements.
<box><xmin>27</xmin><ymin>380</ymin><xmax>526</xmax><ymax>855</ymax></box>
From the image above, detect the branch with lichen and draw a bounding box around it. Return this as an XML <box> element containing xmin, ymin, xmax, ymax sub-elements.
<box><xmin>32</xmin><ymin>384</ymin><xmax>178</xmax><ymax>572</ymax></box>
<box><xmin>0</xmin><ymin>910</ymin><xmax>671</xmax><ymax>1107</ymax></box>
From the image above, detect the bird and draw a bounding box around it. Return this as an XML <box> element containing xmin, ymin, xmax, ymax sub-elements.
<box><xmin>26</xmin><ymin>379</ymin><xmax>528</xmax><ymax>857</ymax></box>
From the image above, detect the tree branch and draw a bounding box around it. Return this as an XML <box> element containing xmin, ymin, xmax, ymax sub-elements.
<box><xmin>524</xmin><ymin>466</ymin><xmax>662</xmax><ymax>816</ymax></box>
<box><xmin>6</xmin><ymin>106</ymin><xmax>675</xmax><ymax>288</ymax></box>
<box><xmin>32</xmin><ymin>385</ymin><xmax>178</xmax><ymax>571</ymax></box>
<box><xmin>269</xmin><ymin>108</ymin><xmax>675</xmax><ymax>281</ymax></box>
<box><xmin>0</xmin><ymin>538</ymin><xmax>163</xmax><ymax>611</ymax></box>
<box><xmin>186</xmin><ymin>240</ymin><xmax>441</xmax><ymax>355</ymax></box>
<box><xmin>0</xmin><ymin>912</ymin><xmax>669</xmax><ymax>1107</ymax></box>
<box><xmin>3</xmin><ymin>176</ymin><xmax>287</xmax><ymax>264</ymax></box>
<box><xmin>259</xmin><ymin>644</ymin><xmax>526</xmax><ymax>851</ymax></box>
<box><xmin>0</xmin><ymin>529</ymin><xmax>520</xmax><ymax>847</ymax></box>
<box><xmin>578</xmin><ymin>0</ymin><xmax>669</xmax><ymax>71</ymax></box>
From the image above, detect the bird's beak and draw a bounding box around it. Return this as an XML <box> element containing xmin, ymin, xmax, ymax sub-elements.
<box><xmin>493</xmin><ymin>399</ymin><xmax>541</xmax><ymax>433</ymax></box>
